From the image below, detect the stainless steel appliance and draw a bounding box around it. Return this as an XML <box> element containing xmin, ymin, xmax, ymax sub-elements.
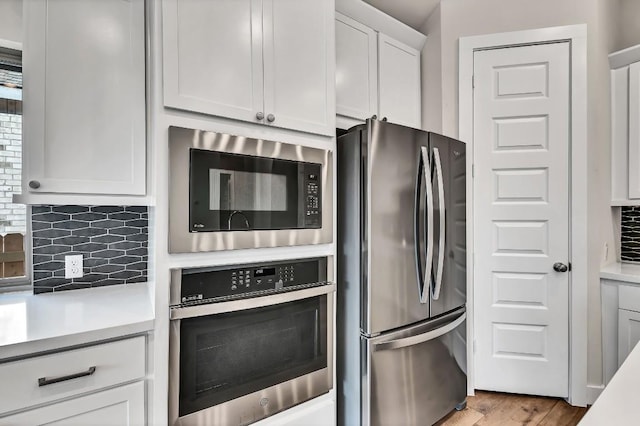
<box><xmin>169</xmin><ymin>126</ymin><xmax>333</xmax><ymax>253</ymax></box>
<box><xmin>337</xmin><ymin>119</ymin><xmax>467</xmax><ymax>426</ymax></box>
<box><xmin>169</xmin><ymin>257</ymin><xmax>334</xmax><ymax>426</ymax></box>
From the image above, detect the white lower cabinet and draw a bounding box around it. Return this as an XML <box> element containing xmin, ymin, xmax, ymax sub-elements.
<box><xmin>619</xmin><ymin>309</ymin><xmax>640</xmax><ymax>366</ymax></box>
<box><xmin>0</xmin><ymin>336</ymin><xmax>146</xmax><ymax>425</ymax></box>
<box><xmin>0</xmin><ymin>382</ymin><xmax>144</xmax><ymax>426</ymax></box>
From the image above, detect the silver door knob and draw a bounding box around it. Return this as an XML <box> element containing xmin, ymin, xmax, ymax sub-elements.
<box><xmin>256</xmin><ymin>112</ymin><xmax>264</xmax><ymax>120</ymax></box>
<box><xmin>553</xmin><ymin>262</ymin><xmax>569</xmax><ymax>273</ymax></box>
<box><xmin>29</xmin><ymin>180</ymin><xmax>41</xmax><ymax>189</ymax></box>
<box><xmin>267</xmin><ymin>114</ymin><xmax>275</xmax><ymax>123</ymax></box>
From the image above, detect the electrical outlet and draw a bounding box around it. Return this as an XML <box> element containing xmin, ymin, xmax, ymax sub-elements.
<box><xmin>65</xmin><ymin>254</ymin><xmax>83</xmax><ymax>279</ymax></box>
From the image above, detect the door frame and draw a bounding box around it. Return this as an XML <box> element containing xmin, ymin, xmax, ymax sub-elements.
<box><xmin>459</xmin><ymin>24</ymin><xmax>588</xmax><ymax>407</ymax></box>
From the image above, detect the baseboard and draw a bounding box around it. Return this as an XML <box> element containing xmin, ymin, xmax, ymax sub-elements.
<box><xmin>586</xmin><ymin>384</ymin><xmax>604</xmax><ymax>405</ymax></box>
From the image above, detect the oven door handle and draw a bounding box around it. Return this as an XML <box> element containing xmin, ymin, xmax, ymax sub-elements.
<box><xmin>170</xmin><ymin>283</ymin><xmax>336</xmax><ymax>320</ymax></box>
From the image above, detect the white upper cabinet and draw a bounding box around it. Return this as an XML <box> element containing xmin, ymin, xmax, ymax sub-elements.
<box><xmin>378</xmin><ymin>34</ymin><xmax>421</xmax><ymax>129</ymax></box>
<box><xmin>23</xmin><ymin>0</ymin><xmax>146</xmax><ymax>196</ymax></box>
<box><xmin>610</xmin><ymin>44</ymin><xmax>640</xmax><ymax>204</ymax></box>
<box><xmin>163</xmin><ymin>0</ymin><xmax>335</xmax><ymax>136</ymax></box>
<box><xmin>334</xmin><ymin>1</ymin><xmax>424</xmax><ymax>129</ymax></box>
<box><xmin>263</xmin><ymin>0</ymin><xmax>335</xmax><ymax>135</ymax></box>
<box><xmin>335</xmin><ymin>12</ymin><xmax>377</xmax><ymax>120</ymax></box>
<box><xmin>162</xmin><ymin>0</ymin><xmax>264</xmax><ymax>124</ymax></box>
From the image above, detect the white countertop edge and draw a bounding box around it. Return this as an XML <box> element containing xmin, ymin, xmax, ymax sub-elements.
<box><xmin>0</xmin><ymin>282</ymin><xmax>155</xmax><ymax>361</ymax></box>
<box><xmin>600</xmin><ymin>262</ymin><xmax>640</xmax><ymax>284</ymax></box>
<box><xmin>0</xmin><ymin>318</ymin><xmax>155</xmax><ymax>362</ymax></box>
<box><xmin>579</xmin><ymin>340</ymin><xmax>640</xmax><ymax>425</ymax></box>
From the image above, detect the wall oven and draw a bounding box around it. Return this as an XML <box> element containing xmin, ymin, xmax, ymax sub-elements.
<box><xmin>169</xmin><ymin>257</ymin><xmax>334</xmax><ymax>426</ymax></box>
<box><xmin>169</xmin><ymin>126</ymin><xmax>333</xmax><ymax>253</ymax></box>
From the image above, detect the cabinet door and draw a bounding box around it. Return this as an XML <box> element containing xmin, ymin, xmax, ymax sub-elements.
<box><xmin>629</xmin><ymin>61</ymin><xmax>640</xmax><ymax>199</ymax></box>
<box><xmin>163</xmin><ymin>0</ymin><xmax>264</xmax><ymax>124</ymax></box>
<box><xmin>378</xmin><ymin>33</ymin><xmax>421</xmax><ymax>129</ymax></box>
<box><xmin>0</xmin><ymin>382</ymin><xmax>144</xmax><ymax>426</ymax></box>
<box><xmin>618</xmin><ymin>309</ymin><xmax>640</xmax><ymax>367</ymax></box>
<box><xmin>24</xmin><ymin>0</ymin><xmax>145</xmax><ymax>195</ymax></box>
<box><xmin>335</xmin><ymin>13</ymin><xmax>377</xmax><ymax>120</ymax></box>
<box><xmin>263</xmin><ymin>0</ymin><xmax>335</xmax><ymax>136</ymax></box>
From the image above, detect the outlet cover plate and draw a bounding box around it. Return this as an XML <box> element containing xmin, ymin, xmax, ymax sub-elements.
<box><xmin>65</xmin><ymin>254</ymin><xmax>83</xmax><ymax>279</ymax></box>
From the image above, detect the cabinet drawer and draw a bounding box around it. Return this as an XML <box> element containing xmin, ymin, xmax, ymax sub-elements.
<box><xmin>0</xmin><ymin>336</ymin><xmax>145</xmax><ymax>415</ymax></box>
<box><xmin>0</xmin><ymin>381</ymin><xmax>145</xmax><ymax>426</ymax></box>
<box><xmin>619</xmin><ymin>285</ymin><xmax>640</xmax><ymax>312</ymax></box>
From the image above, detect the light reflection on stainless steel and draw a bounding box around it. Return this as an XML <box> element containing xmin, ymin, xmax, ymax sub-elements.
<box><xmin>169</xmin><ymin>126</ymin><xmax>333</xmax><ymax>253</ymax></box>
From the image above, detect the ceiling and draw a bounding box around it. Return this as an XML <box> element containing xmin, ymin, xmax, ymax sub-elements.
<box><xmin>363</xmin><ymin>0</ymin><xmax>440</xmax><ymax>30</ymax></box>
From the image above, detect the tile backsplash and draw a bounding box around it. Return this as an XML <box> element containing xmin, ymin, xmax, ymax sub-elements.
<box><xmin>621</xmin><ymin>206</ymin><xmax>640</xmax><ymax>263</ymax></box>
<box><xmin>32</xmin><ymin>205</ymin><xmax>148</xmax><ymax>294</ymax></box>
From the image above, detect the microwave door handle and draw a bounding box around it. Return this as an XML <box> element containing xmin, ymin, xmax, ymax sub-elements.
<box><xmin>373</xmin><ymin>312</ymin><xmax>466</xmax><ymax>352</ymax></box>
<box><xmin>432</xmin><ymin>147</ymin><xmax>446</xmax><ymax>300</ymax></box>
<box><xmin>421</xmin><ymin>146</ymin><xmax>434</xmax><ymax>304</ymax></box>
<box><xmin>228</xmin><ymin>210</ymin><xmax>251</xmax><ymax>230</ymax></box>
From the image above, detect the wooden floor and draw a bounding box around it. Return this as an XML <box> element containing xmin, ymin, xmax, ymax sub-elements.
<box><xmin>435</xmin><ymin>391</ymin><xmax>588</xmax><ymax>426</ymax></box>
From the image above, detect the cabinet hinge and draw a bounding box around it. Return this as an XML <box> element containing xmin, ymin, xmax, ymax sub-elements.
<box><xmin>472</xmin><ymin>164</ymin><xmax>475</xmax><ymax>177</ymax></box>
<box><xmin>472</xmin><ymin>75</ymin><xmax>475</xmax><ymax>89</ymax></box>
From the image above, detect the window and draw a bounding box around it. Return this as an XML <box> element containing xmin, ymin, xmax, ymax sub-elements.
<box><xmin>0</xmin><ymin>46</ymin><xmax>26</xmax><ymax>287</ymax></box>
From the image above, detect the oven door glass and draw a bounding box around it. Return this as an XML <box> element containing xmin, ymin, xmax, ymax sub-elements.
<box><xmin>178</xmin><ymin>295</ymin><xmax>328</xmax><ymax>417</ymax></box>
<box><xmin>190</xmin><ymin>148</ymin><xmax>322</xmax><ymax>232</ymax></box>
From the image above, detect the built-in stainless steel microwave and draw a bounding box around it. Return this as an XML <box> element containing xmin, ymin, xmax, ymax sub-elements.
<box><xmin>169</xmin><ymin>126</ymin><xmax>332</xmax><ymax>253</ymax></box>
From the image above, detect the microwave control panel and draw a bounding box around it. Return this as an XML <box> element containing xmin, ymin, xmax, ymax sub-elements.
<box><xmin>178</xmin><ymin>257</ymin><xmax>327</xmax><ymax>303</ymax></box>
<box><xmin>303</xmin><ymin>169</ymin><xmax>321</xmax><ymax>228</ymax></box>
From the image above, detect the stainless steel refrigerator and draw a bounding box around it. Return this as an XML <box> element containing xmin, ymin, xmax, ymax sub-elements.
<box><xmin>337</xmin><ymin>119</ymin><xmax>467</xmax><ymax>426</ymax></box>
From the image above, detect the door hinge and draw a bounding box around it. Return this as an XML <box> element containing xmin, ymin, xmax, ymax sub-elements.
<box><xmin>472</xmin><ymin>75</ymin><xmax>475</xmax><ymax>89</ymax></box>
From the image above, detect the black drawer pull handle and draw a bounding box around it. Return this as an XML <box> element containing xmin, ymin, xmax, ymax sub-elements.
<box><xmin>38</xmin><ymin>366</ymin><xmax>96</xmax><ymax>387</ymax></box>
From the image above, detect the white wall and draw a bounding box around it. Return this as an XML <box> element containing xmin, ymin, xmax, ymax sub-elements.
<box><xmin>618</xmin><ymin>0</ymin><xmax>640</xmax><ymax>50</ymax></box>
<box><xmin>419</xmin><ymin>4</ymin><xmax>442</xmax><ymax>133</ymax></box>
<box><xmin>0</xmin><ymin>0</ymin><xmax>21</xmax><ymax>45</ymax></box>
<box><xmin>421</xmin><ymin>0</ymin><xmax>620</xmax><ymax>390</ymax></box>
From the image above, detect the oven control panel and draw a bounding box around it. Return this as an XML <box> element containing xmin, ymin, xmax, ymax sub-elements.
<box><xmin>178</xmin><ymin>257</ymin><xmax>327</xmax><ymax>304</ymax></box>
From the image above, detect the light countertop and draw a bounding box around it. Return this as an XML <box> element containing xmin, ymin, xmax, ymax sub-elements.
<box><xmin>600</xmin><ymin>262</ymin><xmax>640</xmax><ymax>284</ymax></box>
<box><xmin>0</xmin><ymin>283</ymin><xmax>154</xmax><ymax>361</ymax></box>
<box><xmin>580</xmin><ymin>339</ymin><xmax>640</xmax><ymax>425</ymax></box>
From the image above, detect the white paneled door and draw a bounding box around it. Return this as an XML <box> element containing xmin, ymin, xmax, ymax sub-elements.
<box><xmin>473</xmin><ymin>42</ymin><xmax>570</xmax><ymax>397</ymax></box>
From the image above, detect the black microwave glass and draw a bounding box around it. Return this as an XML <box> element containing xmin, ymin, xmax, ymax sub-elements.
<box><xmin>178</xmin><ymin>295</ymin><xmax>328</xmax><ymax>417</ymax></box>
<box><xmin>189</xmin><ymin>148</ymin><xmax>322</xmax><ymax>232</ymax></box>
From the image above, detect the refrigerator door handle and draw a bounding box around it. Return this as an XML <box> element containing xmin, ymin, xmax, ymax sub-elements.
<box><xmin>414</xmin><ymin>146</ymin><xmax>433</xmax><ymax>304</ymax></box>
<box><xmin>432</xmin><ymin>147</ymin><xmax>446</xmax><ymax>300</ymax></box>
<box><xmin>372</xmin><ymin>312</ymin><xmax>466</xmax><ymax>352</ymax></box>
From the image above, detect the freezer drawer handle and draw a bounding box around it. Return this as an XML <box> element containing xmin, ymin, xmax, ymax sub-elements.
<box><xmin>432</xmin><ymin>147</ymin><xmax>446</xmax><ymax>301</ymax></box>
<box><xmin>414</xmin><ymin>146</ymin><xmax>434</xmax><ymax>305</ymax></box>
<box><xmin>38</xmin><ymin>366</ymin><xmax>97</xmax><ymax>387</ymax></box>
<box><xmin>373</xmin><ymin>312</ymin><xmax>466</xmax><ymax>352</ymax></box>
